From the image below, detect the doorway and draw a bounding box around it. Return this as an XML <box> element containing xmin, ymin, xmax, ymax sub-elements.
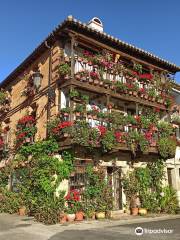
<box><xmin>107</xmin><ymin>167</ymin><xmax>122</xmax><ymax>210</ymax></box>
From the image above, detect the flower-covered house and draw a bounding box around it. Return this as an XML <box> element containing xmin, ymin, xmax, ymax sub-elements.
<box><xmin>0</xmin><ymin>16</ymin><xmax>180</xmax><ymax>214</ymax></box>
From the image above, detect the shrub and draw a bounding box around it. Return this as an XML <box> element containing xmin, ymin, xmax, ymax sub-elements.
<box><xmin>158</xmin><ymin>137</ymin><xmax>176</xmax><ymax>159</ymax></box>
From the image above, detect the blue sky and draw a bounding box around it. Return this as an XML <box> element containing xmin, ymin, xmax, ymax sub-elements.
<box><xmin>1</xmin><ymin>0</ymin><xmax>180</xmax><ymax>83</ymax></box>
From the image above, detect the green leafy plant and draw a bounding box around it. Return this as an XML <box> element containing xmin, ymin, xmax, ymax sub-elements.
<box><xmin>58</xmin><ymin>63</ymin><xmax>70</xmax><ymax>76</ymax></box>
<box><xmin>69</xmin><ymin>89</ymin><xmax>79</xmax><ymax>98</ymax></box>
<box><xmin>158</xmin><ymin>137</ymin><xmax>176</xmax><ymax>159</ymax></box>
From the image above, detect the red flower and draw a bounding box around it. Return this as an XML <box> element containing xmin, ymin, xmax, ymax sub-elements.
<box><xmin>90</xmin><ymin>71</ymin><xmax>99</xmax><ymax>79</ymax></box>
<box><xmin>18</xmin><ymin>115</ymin><xmax>35</xmax><ymax>125</ymax></box>
<box><xmin>155</xmin><ymin>107</ymin><xmax>160</xmax><ymax>113</ymax></box>
<box><xmin>139</xmin><ymin>88</ymin><xmax>146</xmax><ymax>94</ymax></box>
<box><xmin>65</xmin><ymin>189</ymin><xmax>80</xmax><ymax>202</ymax></box>
<box><xmin>139</xmin><ymin>73</ymin><xmax>153</xmax><ymax>80</ymax></box>
<box><xmin>97</xmin><ymin>126</ymin><xmax>107</xmax><ymax>136</ymax></box>
<box><xmin>115</xmin><ymin>131</ymin><xmax>122</xmax><ymax>142</ymax></box>
<box><xmin>58</xmin><ymin>121</ymin><xmax>73</xmax><ymax>129</ymax></box>
<box><xmin>16</xmin><ymin>132</ymin><xmax>27</xmax><ymax>139</ymax></box>
<box><xmin>0</xmin><ymin>138</ymin><xmax>4</xmax><ymax>147</ymax></box>
<box><xmin>134</xmin><ymin>115</ymin><xmax>141</xmax><ymax>122</ymax></box>
<box><xmin>144</xmin><ymin>131</ymin><xmax>152</xmax><ymax>141</ymax></box>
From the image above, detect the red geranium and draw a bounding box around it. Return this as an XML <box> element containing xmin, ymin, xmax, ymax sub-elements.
<box><xmin>115</xmin><ymin>131</ymin><xmax>122</xmax><ymax>142</ymax></box>
<box><xmin>139</xmin><ymin>73</ymin><xmax>153</xmax><ymax>81</ymax></box>
<box><xmin>98</xmin><ymin>126</ymin><xmax>107</xmax><ymax>136</ymax></box>
<box><xmin>16</xmin><ymin>132</ymin><xmax>27</xmax><ymax>140</ymax></box>
<box><xmin>18</xmin><ymin>115</ymin><xmax>35</xmax><ymax>125</ymax></box>
<box><xmin>65</xmin><ymin>189</ymin><xmax>80</xmax><ymax>202</ymax></box>
<box><xmin>139</xmin><ymin>88</ymin><xmax>146</xmax><ymax>94</ymax></box>
<box><xmin>144</xmin><ymin>131</ymin><xmax>152</xmax><ymax>141</ymax></box>
<box><xmin>0</xmin><ymin>138</ymin><xmax>4</xmax><ymax>147</ymax></box>
<box><xmin>57</xmin><ymin>121</ymin><xmax>73</xmax><ymax>129</ymax></box>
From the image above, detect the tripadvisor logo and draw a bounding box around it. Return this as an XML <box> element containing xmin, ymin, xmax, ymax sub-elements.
<box><xmin>135</xmin><ymin>227</ymin><xmax>144</xmax><ymax>236</ymax></box>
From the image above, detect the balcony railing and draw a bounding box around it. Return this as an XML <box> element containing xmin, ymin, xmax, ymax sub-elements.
<box><xmin>59</xmin><ymin>53</ymin><xmax>174</xmax><ymax>108</ymax></box>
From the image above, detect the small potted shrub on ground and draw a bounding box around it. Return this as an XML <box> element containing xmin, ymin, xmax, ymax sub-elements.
<box><xmin>66</xmin><ymin>208</ymin><xmax>76</xmax><ymax>222</ymax></box>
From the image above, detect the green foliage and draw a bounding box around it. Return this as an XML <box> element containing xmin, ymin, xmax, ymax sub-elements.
<box><xmin>34</xmin><ymin>193</ymin><xmax>65</xmax><ymax>225</ymax></box>
<box><xmin>157</xmin><ymin>121</ymin><xmax>173</xmax><ymax>137</ymax></box>
<box><xmin>0</xmin><ymin>91</ymin><xmax>6</xmax><ymax>105</ymax></box>
<box><xmin>122</xmin><ymin>160</ymin><xmax>178</xmax><ymax>214</ymax></box>
<box><xmin>83</xmin><ymin>165</ymin><xmax>113</xmax><ymax>212</ymax></box>
<box><xmin>160</xmin><ymin>186</ymin><xmax>178</xmax><ymax>214</ymax></box>
<box><xmin>0</xmin><ymin>188</ymin><xmax>23</xmax><ymax>214</ymax></box>
<box><xmin>69</xmin><ymin>89</ymin><xmax>79</xmax><ymax>98</ymax></box>
<box><xmin>158</xmin><ymin>137</ymin><xmax>176</xmax><ymax>159</ymax></box>
<box><xmin>58</xmin><ymin>63</ymin><xmax>70</xmax><ymax>76</ymax></box>
<box><xmin>74</xmin><ymin>104</ymin><xmax>84</xmax><ymax>113</ymax></box>
<box><xmin>101</xmin><ymin>130</ymin><xmax>115</xmax><ymax>151</ymax></box>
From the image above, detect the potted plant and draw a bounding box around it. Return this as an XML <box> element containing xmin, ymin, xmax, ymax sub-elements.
<box><xmin>59</xmin><ymin>211</ymin><xmax>67</xmax><ymax>224</ymax></box>
<box><xmin>130</xmin><ymin>195</ymin><xmax>141</xmax><ymax>216</ymax></box>
<box><xmin>90</xmin><ymin>71</ymin><xmax>100</xmax><ymax>85</ymax></box>
<box><xmin>81</xmin><ymin>94</ymin><xmax>89</xmax><ymax>104</ymax></box>
<box><xmin>69</xmin><ymin>89</ymin><xmax>79</xmax><ymax>99</ymax></box>
<box><xmin>66</xmin><ymin>208</ymin><xmax>76</xmax><ymax>222</ymax></box>
<box><xmin>19</xmin><ymin>205</ymin><xmax>26</xmax><ymax>216</ymax></box>
<box><xmin>75</xmin><ymin>202</ymin><xmax>84</xmax><ymax>221</ymax></box>
<box><xmin>58</xmin><ymin>63</ymin><xmax>71</xmax><ymax>79</ymax></box>
<box><xmin>74</xmin><ymin>104</ymin><xmax>84</xmax><ymax>117</ymax></box>
<box><xmin>103</xmin><ymin>79</ymin><xmax>111</xmax><ymax>89</ymax></box>
<box><xmin>60</xmin><ymin>107</ymin><xmax>70</xmax><ymax>117</ymax></box>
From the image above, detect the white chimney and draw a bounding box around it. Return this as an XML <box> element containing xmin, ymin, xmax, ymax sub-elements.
<box><xmin>87</xmin><ymin>17</ymin><xmax>103</xmax><ymax>32</ymax></box>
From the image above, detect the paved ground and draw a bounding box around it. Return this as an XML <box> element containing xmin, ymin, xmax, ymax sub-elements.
<box><xmin>0</xmin><ymin>213</ymin><xmax>180</xmax><ymax>240</ymax></box>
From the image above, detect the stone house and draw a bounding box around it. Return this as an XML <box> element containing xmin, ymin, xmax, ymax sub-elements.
<box><xmin>0</xmin><ymin>16</ymin><xmax>180</xmax><ymax>210</ymax></box>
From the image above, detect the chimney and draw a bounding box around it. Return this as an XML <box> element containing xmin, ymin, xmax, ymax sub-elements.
<box><xmin>87</xmin><ymin>17</ymin><xmax>103</xmax><ymax>32</ymax></box>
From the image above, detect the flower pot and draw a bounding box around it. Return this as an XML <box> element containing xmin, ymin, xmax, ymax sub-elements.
<box><xmin>19</xmin><ymin>206</ymin><xmax>26</xmax><ymax>216</ymax></box>
<box><xmin>59</xmin><ymin>213</ymin><xmax>67</xmax><ymax>224</ymax></box>
<box><xmin>75</xmin><ymin>112</ymin><xmax>81</xmax><ymax>117</ymax></box>
<box><xmin>63</xmin><ymin>112</ymin><xmax>69</xmax><ymax>117</ymax></box>
<box><xmin>129</xmin><ymin>91</ymin><xmax>132</xmax><ymax>95</ymax></box>
<box><xmin>89</xmin><ymin>79</ymin><xmax>93</xmax><ymax>84</ymax></box>
<box><xmin>99</xmin><ymin>81</ymin><xmax>103</xmax><ymax>86</ymax></box>
<box><xmin>95</xmin><ymin>212</ymin><xmax>105</xmax><ymax>219</ymax></box>
<box><xmin>131</xmin><ymin>207</ymin><xmax>139</xmax><ymax>216</ymax></box>
<box><xmin>133</xmin><ymin>92</ymin><xmax>137</xmax><ymax>96</ymax></box>
<box><xmin>75</xmin><ymin>211</ymin><xmax>84</xmax><ymax>221</ymax></box>
<box><xmin>67</xmin><ymin>213</ymin><xmax>75</xmax><ymax>222</ymax></box>
<box><xmin>94</xmin><ymin>79</ymin><xmax>99</xmax><ymax>85</ymax></box>
<box><xmin>65</xmin><ymin>56</ymin><xmax>70</xmax><ymax>62</ymax></box>
<box><xmin>75</xmin><ymin>74</ymin><xmax>81</xmax><ymax>80</ymax></box>
<box><xmin>87</xmin><ymin>114</ymin><xmax>92</xmax><ymax>119</ymax></box>
<box><xmin>138</xmin><ymin>208</ymin><xmax>147</xmax><ymax>216</ymax></box>
<box><xmin>63</xmin><ymin>133</ymin><xmax>69</xmax><ymax>138</ymax></box>
<box><xmin>25</xmin><ymin>138</ymin><xmax>31</xmax><ymax>143</ymax></box>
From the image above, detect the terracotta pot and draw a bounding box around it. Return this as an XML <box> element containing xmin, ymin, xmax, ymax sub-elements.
<box><xmin>75</xmin><ymin>211</ymin><xmax>84</xmax><ymax>221</ymax></box>
<box><xmin>75</xmin><ymin>74</ymin><xmax>81</xmax><ymax>80</ymax></box>
<box><xmin>19</xmin><ymin>206</ymin><xmax>26</xmax><ymax>216</ymax></box>
<box><xmin>131</xmin><ymin>207</ymin><xmax>139</xmax><ymax>216</ymax></box>
<box><xmin>67</xmin><ymin>213</ymin><xmax>75</xmax><ymax>222</ymax></box>
<box><xmin>94</xmin><ymin>79</ymin><xmax>99</xmax><ymax>85</ymax></box>
<box><xmin>139</xmin><ymin>208</ymin><xmax>147</xmax><ymax>216</ymax></box>
<box><xmin>99</xmin><ymin>81</ymin><xmax>103</xmax><ymax>86</ymax></box>
<box><xmin>59</xmin><ymin>213</ymin><xmax>67</xmax><ymax>224</ymax></box>
<box><xmin>63</xmin><ymin>133</ymin><xmax>69</xmax><ymax>138</ymax></box>
<box><xmin>87</xmin><ymin>114</ymin><xmax>92</xmax><ymax>119</ymax></box>
<box><xmin>75</xmin><ymin>112</ymin><xmax>81</xmax><ymax>117</ymax></box>
<box><xmin>64</xmin><ymin>75</ymin><xmax>70</xmax><ymax>80</ymax></box>
<box><xmin>129</xmin><ymin>91</ymin><xmax>132</xmax><ymax>95</ymax></box>
<box><xmin>89</xmin><ymin>79</ymin><xmax>93</xmax><ymax>84</ymax></box>
<box><xmin>25</xmin><ymin>138</ymin><xmax>31</xmax><ymax>143</ymax></box>
<box><xmin>95</xmin><ymin>212</ymin><xmax>105</xmax><ymax>219</ymax></box>
<box><xmin>63</xmin><ymin>112</ymin><xmax>69</xmax><ymax>117</ymax></box>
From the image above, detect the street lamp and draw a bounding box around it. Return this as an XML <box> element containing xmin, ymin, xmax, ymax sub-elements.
<box><xmin>32</xmin><ymin>71</ymin><xmax>43</xmax><ymax>91</ymax></box>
